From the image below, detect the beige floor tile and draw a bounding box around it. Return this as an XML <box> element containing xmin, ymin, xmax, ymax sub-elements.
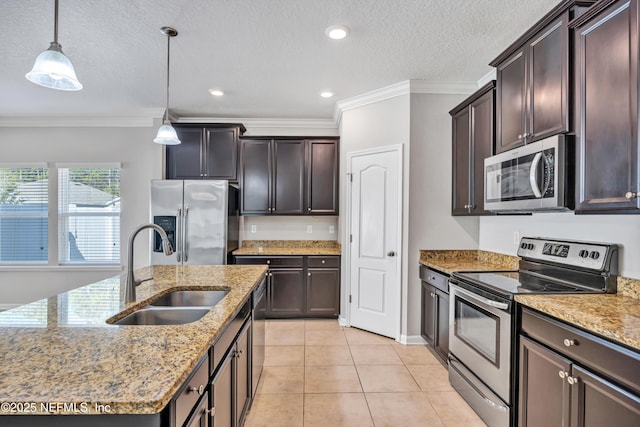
<box><xmin>267</xmin><ymin>319</ymin><xmax>306</xmax><ymax>331</ymax></box>
<box><xmin>305</xmin><ymin>318</ymin><xmax>343</xmax><ymax>330</ymax></box>
<box><xmin>305</xmin><ymin>345</ymin><xmax>354</xmax><ymax>366</ymax></box>
<box><xmin>350</xmin><ymin>345</ymin><xmax>403</xmax><ymax>365</ymax></box>
<box><xmin>356</xmin><ymin>365</ymin><xmax>420</xmax><ymax>392</ymax></box>
<box><xmin>305</xmin><ymin>365</ymin><xmax>363</xmax><ymax>393</ymax></box>
<box><xmin>264</xmin><ymin>345</ymin><xmax>304</xmax><ymax>366</ymax></box>
<box><xmin>425</xmin><ymin>391</ymin><xmax>487</xmax><ymax>427</ymax></box>
<box><xmin>244</xmin><ymin>393</ymin><xmax>303</xmax><ymax>427</ymax></box>
<box><xmin>344</xmin><ymin>327</ymin><xmax>394</xmax><ymax>345</ymax></box>
<box><xmin>365</xmin><ymin>392</ymin><xmax>445</xmax><ymax>427</ymax></box>
<box><xmin>305</xmin><ymin>328</ymin><xmax>347</xmax><ymax>346</ymax></box>
<box><xmin>266</xmin><ymin>326</ymin><xmax>305</xmax><ymax>346</ymax></box>
<box><xmin>407</xmin><ymin>364</ymin><xmax>454</xmax><ymax>392</ymax></box>
<box><xmin>391</xmin><ymin>341</ymin><xmax>442</xmax><ymax>365</ymax></box>
<box><xmin>256</xmin><ymin>366</ymin><xmax>304</xmax><ymax>394</ymax></box>
<box><xmin>304</xmin><ymin>393</ymin><xmax>374</xmax><ymax>427</ymax></box>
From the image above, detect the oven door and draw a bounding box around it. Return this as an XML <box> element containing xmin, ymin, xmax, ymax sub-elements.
<box><xmin>449</xmin><ymin>283</ymin><xmax>512</xmax><ymax>403</ymax></box>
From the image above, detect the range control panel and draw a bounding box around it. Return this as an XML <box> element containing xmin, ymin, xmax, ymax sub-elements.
<box><xmin>517</xmin><ymin>237</ymin><xmax>618</xmax><ymax>272</ymax></box>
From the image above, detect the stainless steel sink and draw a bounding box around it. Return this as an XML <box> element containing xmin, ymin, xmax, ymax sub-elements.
<box><xmin>111</xmin><ymin>307</ymin><xmax>210</xmax><ymax>326</ymax></box>
<box><xmin>149</xmin><ymin>290</ymin><xmax>229</xmax><ymax>307</ymax></box>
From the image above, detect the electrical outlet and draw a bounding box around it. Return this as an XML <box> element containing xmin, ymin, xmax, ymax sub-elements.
<box><xmin>251</xmin><ymin>225</ymin><xmax>257</xmax><ymax>234</ymax></box>
<box><xmin>329</xmin><ymin>225</ymin><xmax>335</xmax><ymax>234</ymax></box>
<box><xmin>307</xmin><ymin>225</ymin><xmax>313</xmax><ymax>234</ymax></box>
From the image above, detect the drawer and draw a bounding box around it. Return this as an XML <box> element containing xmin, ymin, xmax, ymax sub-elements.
<box><xmin>521</xmin><ymin>308</ymin><xmax>640</xmax><ymax>394</ymax></box>
<box><xmin>211</xmin><ymin>299</ymin><xmax>251</xmax><ymax>374</ymax></box>
<box><xmin>419</xmin><ymin>265</ymin><xmax>449</xmax><ymax>294</ymax></box>
<box><xmin>307</xmin><ymin>256</ymin><xmax>340</xmax><ymax>268</ymax></box>
<box><xmin>235</xmin><ymin>256</ymin><xmax>303</xmax><ymax>268</ymax></box>
<box><xmin>175</xmin><ymin>353</ymin><xmax>209</xmax><ymax>427</ymax></box>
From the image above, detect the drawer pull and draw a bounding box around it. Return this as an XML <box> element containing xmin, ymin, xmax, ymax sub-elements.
<box><xmin>430</xmin><ymin>292</ymin><xmax>435</xmax><ymax>297</ymax></box>
<box><xmin>430</xmin><ymin>276</ymin><xmax>436</xmax><ymax>281</ymax></box>
<box><xmin>266</xmin><ymin>260</ymin><xmax>270</xmax><ymax>264</ymax></box>
<box><xmin>558</xmin><ymin>370</ymin><xmax>568</xmax><ymax>379</ymax></box>
<box><xmin>563</xmin><ymin>338</ymin><xmax>577</xmax><ymax>347</ymax></box>
<box><xmin>322</xmin><ymin>260</ymin><xmax>325</xmax><ymax>264</ymax></box>
<box><xmin>567</xmin><ymin>376</ymin><xmax>578</xmax><ymax>385</ymax></box>
<box><xmin>188</xmin><ymin>384</ymin><xmax>205</xmax><ymax>396</ymax></box>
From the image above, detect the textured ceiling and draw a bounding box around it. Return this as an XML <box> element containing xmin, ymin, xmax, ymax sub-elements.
<box><xmin>1</xmin><ymin>0</ymin><xmax>560</xmax><ymax>120</ymax></box>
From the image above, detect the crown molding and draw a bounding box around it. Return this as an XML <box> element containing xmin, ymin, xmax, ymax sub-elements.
<box><xmin>175</xmin><ymin>117</ymin><xmax>337</xmax><ymax>129</ymax></box>
<box><xmin>409</xmin><ymin>80</ymin><xmax>479</xmax><ymax>94</ymax></box>
<box><xmin>0</xmin><ymin>109</ymin><xmax>165</xmax><ymax>128</ymax></box>
<box><xmin>477</xmin><ymin>69</ymin><xmax>497</xmax><ymax>87</ymax></box>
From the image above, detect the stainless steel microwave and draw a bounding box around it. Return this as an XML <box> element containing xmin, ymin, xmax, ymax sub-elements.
<box><xmin>484</xmin><ymin>135</ymin><xmax>572</xmax><ymax>212</ymax></box>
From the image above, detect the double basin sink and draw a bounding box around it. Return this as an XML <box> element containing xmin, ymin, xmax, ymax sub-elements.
<box><xmin>110</xmin><ymin>290</ymin><xmax>229</xmax><ymax>326</ymax></box>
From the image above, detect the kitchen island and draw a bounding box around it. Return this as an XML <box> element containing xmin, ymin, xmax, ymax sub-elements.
<box><xmin>0</xmin><ymin>264</ymin><xmax>267</xmax><ymax>425</ymax></box>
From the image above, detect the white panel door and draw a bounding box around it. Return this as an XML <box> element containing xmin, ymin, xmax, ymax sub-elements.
<box><xmin>349</xmin><ymin>146</ymin><xmax>401</xmax><ymax>339</ymax></box>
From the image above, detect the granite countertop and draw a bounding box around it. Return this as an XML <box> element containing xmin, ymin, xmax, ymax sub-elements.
<box><xmin>516</xmin><ymin>293</ymin><xmax>640</xmax><ymax>351</ymax></box>
<box><xmin>0</xmin><ymin>264</ymin><xmax>267</xmax><ymax>415</ymax></box>
<box><xmin>419</xmin><ymin>249</ymin><xmax>519</xmax><ymax>274</ymax></box>
<box><xmin>233</xmin><ymin>239</ymin><xmax>341</xmax><ymax>256</ymax></box>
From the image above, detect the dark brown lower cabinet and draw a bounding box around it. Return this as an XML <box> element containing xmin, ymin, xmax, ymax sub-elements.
<box><xmin>211</xmin><ymin>346</ymin><xmax>233</xmax><ymax>427</ymax></box>
<box><xmin>419</xmin><ymin>266</ymin><xmax>449</xmax><ymax>365</ymax></box>
<box><xmin>184</xmin><ymin>392</ymin><xmax>210</xmax><ymax>427</ymax></box>
<box><xmin>306</xmin><ymin>267</ymin><xmax>340</xmax><ymax>316</ymax></box>
<box><xmin>268</xmin><ymin>268</ymin><xmax>305</xmax><ymax>317</ymax></box>
<box><xmin>519</xmin><ymin>308</ymin><xmax>640</xmax><ymax>427</ymax></box>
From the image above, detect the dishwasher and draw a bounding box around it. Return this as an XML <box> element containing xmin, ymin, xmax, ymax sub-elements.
<box><xmin>251</xmin><ymin>277</ymin><xmax>266</xmax><ymax>397</ymax></box>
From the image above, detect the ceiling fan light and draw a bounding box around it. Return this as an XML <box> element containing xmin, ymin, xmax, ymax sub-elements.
<box><xmin>26</xmin><ymin>42</ymin><xmax>82</xmax><ymax>91</ymax></box>
<box><xmin>154</xmin><ymin>123</ymin><xmax>181</xmax><ymax>145</ymax></box>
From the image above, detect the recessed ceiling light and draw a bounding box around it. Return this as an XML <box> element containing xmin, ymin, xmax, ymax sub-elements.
<box><xmin>209</xmin><ymin>89</ymin><xmax>224</xmax><ymax>96</ymax></box>
<box><xmin>325</xmin><ymin>24</ymin><xmax>350</xmax><ymax>40</ymax></box>
<box><xmin>320</xmin><ymin>91</ymin><xmax>334</xmax><ymax>98</ymax></box>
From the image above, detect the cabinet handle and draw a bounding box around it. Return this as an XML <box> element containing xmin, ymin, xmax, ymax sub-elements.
<box><xmin>625</xmin><ymin>192</ymin><xmax>638</xmax><ymax>199</ymax></box>
<box><xmin>563</xmin><ymin>338</ymin><xmax>577</xmax><ymax>347</ymax></box>
<box><xmin>308</xmin><ymin>272</ymin><xmax>311</xmax><ymax>276</ymax></box>
<box><xmin>321</xmin><ymin>260</ymin><xmax>325</xmax><ymax>264</ymax></box>
<box><xmin>308</xmin><ymin>207</ymin><xmax>311</xmax><ymax>211</ymax></box>
<box><xmin>206</xmin><ymin>407</ymin><xmax>216</xmax><ymax>415</ymax></box>
<box><xmin>238</xmin><ymin>349</ymin><xmax>243</xmax><ymax>356</ymax></box>
<box><xmin>188</xmin><ymin>384</ymin><xmax>205</xmax><ymax>396</ymax></box>
<box><xmin>567</xmin><ymin>376</ymin><xmax>578</xmax><ymax>385</ymax></box>
<box><xmin>266</xmin><ymin>260</ymin><xmax>270</xmax><ymax>264</ymax></box>
<box><xmin>558</xmin><ymin>370</ymin><xmax>568</xmax><ymax>379</ymax></box>
<box><xmin>518</xmin><ymin>134</ymin><xmax>523</xmax><ymax>140</ymax></box>
<box><xmin>430</xmin><ymin>292</ymin><xmax>435</xmax><ymax>297</ymax></box>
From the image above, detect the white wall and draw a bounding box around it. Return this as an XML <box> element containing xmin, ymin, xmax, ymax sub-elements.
<box><xmin>240</xmin><ymin>216</ymin><xmax>338</xmax><ymax>241</ymax></box>
<box><xmin>480</xmin><ymin>213</ymin><xmax>640</xmax><ymax>279</ymax></box>
<box><xmin>0</xmin><ymin>124</ymin><xmax>161</xmax><ymax>306</ymax></box>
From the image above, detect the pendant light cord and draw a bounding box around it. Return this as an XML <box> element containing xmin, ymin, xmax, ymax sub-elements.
<box><xmin>165</xmin><ymin>34</ymin><xmax>170</xmax><ymax>123</ymax></box>
<box><xmin>53</xmin><ymin>0</ymin><xmax>59</xmax><ymax>44</ymax></box>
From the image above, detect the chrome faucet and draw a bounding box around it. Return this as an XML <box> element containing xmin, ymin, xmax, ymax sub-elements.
<box><xmin>124</xmin><ymin>224</ymin><xmax>174</xmax><ymax>304</ymax></box>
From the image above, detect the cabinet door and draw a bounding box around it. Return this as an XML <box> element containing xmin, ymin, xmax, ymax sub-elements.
<box><xmin>235</xmin><ymin>322</ymin><xmax>251</xmax><ymax>427</ymax></box>
<box><xmin>167</xmin><ymin>127</ymin><xmax>203</xmax><ymax>179</ymax></box>
<box><xmin>421</xmin><ymin>282</ymin><xmax>436</xmax><ymax>345</ymax></box>
<box><xmin>496</xmin><ymin>49</ymin><xmax>526</xmax><ymax>153</ymax></box>
<box><xmin>306</xmin><ymin>268</ymin><xmax>340</xmax><ymax>316</ymax></box>
<box><xmin>211</xmin><ymin>350</ymin><xmax>233</xmax><ymax>427</ymax></box>
<box><xmin>240</xmin><ymin>140</ymin><xmax>272</xmax><ymax>214</ymax></box>
<box><xmin>307</xmin><ymin>140</ymin><xmax>338</xmax><ymax>215</ymax></box>
<box><xmin>205</xmin><ymin>127</ymin><xmax>239</xmax><ymax>180</ymax></box>
<box><xmin>570</xmin><ymin>364</ymin><xmax>640</xmax><ymax>427</ymax></box>
<box><xmin>268</xmin><ymin>269</ymin><xmax>305</xmax><ymax>317</ymax></box>
<box><xmin>519</xmin><ymin>336</ymin><xmax>571</xmax><ymax>427</ymax></box>
<box><xmin>434</xmin><ymin>289</ymin><xmax>449</xmax><ymax>362</ymax></box>
<box><xmin>273</xmin><ymin>140</ymin><xmax>305</xmax><ymax>214</ymax></box>
<box><xmin>451</xmin><ymin>107</ymin><xmax>471</xmax><ymax>215</ymax></box>
<box><xmin>528</xmin><ymin>16</ymin><xmax>568</xmax><ymax>141</ymax></box>
<box><xmin>574</xmin><ymin>0</ymin><xmax>640</xmax><ymax>212</ymax></box>
<box><xmin>185</xmin><ymin>392</ymin><xmax>210</xmax><ymax>427</ymax></box>
<box><xmin>469</xmin><ymin>88</ymin><xmax>494</xmax><ymax>215</ymax></box>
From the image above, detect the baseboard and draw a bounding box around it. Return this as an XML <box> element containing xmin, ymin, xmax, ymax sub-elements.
<box><xmin>338</xmin><ymin>316</ymin><xmax>348</xmax><ymax>327</ymax></box>
<box><xmin>399</xmin><ymin>334</ymin><xmax>428</xmax><ymax>345</ymax></box>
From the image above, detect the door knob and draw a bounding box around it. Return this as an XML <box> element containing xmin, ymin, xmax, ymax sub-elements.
<box><xmin>387</xmin><ymin>251</ymin><xmax>396</xmax><ymax>257</ymax></box>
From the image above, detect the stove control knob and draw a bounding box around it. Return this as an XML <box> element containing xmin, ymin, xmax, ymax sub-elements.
<box><xmin>589</xmin><ymin>251</ymin><xmax>600</xmax><ymax>260</ymax></box>
<box><xmin>579</xmin><ymin>250</ymin><xmax>589</xmax><ymax>258</ymax></box>
<box><xmin>527</xmin><ymin>243</ymin><xmax>535</xmax><ymax>250</ymax></box>
<box><xmin>520</xmin><ymin>242</ymin><xmax>527</xmax><ymax>250</ymax></box>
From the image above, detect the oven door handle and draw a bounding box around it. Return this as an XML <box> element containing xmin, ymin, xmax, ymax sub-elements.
<box><xmin>451</xmin><ymin>283</ymin><xmax>509</xmax><ymax>310</ymax></box>
<box><xmin>529</xmin><ymin>152</ymin><xmax>543</xmax><ymax>198</ymax></box>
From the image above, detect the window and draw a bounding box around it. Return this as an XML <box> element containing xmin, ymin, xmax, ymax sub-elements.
<box><xmin>0</xmin><ymin>167</ymin><xmax>48</xmax><ymax>263</ymax></box>
<box><xmin>58</xmin><ymin>167</ymin><xmax>120</xmax><ymax>264</ymax></box>
<box><xmin>0</xmin><ymin>164</ymin><xmax>121</xmax><ymax>266</ymax></box>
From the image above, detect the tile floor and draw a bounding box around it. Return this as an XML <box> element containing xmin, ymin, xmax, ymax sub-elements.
<box><xmin>244</xmin><ymin>319</ymin><xmax>486</xmax><ymax>427</ymax></box>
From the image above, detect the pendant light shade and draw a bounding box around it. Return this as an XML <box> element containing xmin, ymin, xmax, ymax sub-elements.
<box><xmin>26</xmin><ymin>0</ymin><xmax>82</xmax><ymax>91</ymax></box>
<box><xmin>154</xmin><ymin>26</ymin><xmax>181</xmax><ymax>145</ymax></box>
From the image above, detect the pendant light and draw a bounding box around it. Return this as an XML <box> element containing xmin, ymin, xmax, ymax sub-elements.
<box><xmin>154</xmin><ymin>26</ymin><xmax>181</xmax><ymax>145</ymax></box>
<box><xmin>25</xmin><ymin>0</ymin><xmax>82</xmax><ymax>91</ymax></box>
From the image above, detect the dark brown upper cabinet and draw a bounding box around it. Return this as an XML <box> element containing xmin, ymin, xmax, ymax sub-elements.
<box><xmin>490</xmin><ymin>1</ymin><xmax>594</xmax><ymax>154</ymax></box>
<box><xmin>240</xmin><ymin>137</ymin><xmax>339</xmax><ymax>216</ymax></box>
<box><xmin>450</xmin><ymin>81</ymin><xmax>495</xmax><ymax>216</ymax></box>
<box><xmin>166</xmin><ymin>123</ymin><xmax>246</xmax><ymax>180</ymax></box>
<box><xmin>570</xmin><ymin>0</ymin><xmax>640</xmax><ymax>213</ymax></box>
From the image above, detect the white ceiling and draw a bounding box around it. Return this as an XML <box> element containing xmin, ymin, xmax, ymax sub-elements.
<box><xmin>1</xmin><ymin>0</ymin><xmax>559</xmax><ymax>121</ymax></box>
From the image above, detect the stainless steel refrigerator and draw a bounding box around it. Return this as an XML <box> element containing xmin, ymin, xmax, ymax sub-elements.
<box><xmin>150</xmin><ymin>180</ymin><xmax>239</xmax><ymax>265</ymax></box>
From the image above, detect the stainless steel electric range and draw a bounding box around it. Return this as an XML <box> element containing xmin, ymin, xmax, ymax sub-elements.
<box><xmin>447</xmin><ymin>237</ymin><xmax>619</xmax><ymax>427</ymax></box>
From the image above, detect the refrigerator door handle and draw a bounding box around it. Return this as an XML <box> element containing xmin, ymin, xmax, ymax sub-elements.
<box><xmin>176</xmin><ymin>208</ymin><xmax>182</xmax><ymax>263</ymax></box>
<box><xmin>183</xmin><ymin>206</ymin><xmax>189</xmax><ymax>262</ymax></box>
